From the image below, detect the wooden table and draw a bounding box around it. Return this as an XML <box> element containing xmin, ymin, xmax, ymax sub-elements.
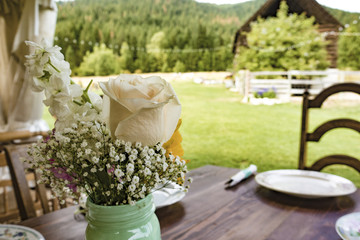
<box><xmin>21</xmin><ymin>165</ymin><xmax>360</xmax><ymax>240</ymax></box>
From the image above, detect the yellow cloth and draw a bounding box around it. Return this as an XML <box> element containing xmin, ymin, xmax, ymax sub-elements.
<box><xmin>163</xmin><ymin>119</ymin><xmax>188</xmax><ymax>162</ymax></box>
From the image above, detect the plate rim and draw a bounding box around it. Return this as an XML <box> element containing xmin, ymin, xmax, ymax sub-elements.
<box><xmin>152</xmin><ymin>185</ymin><xmax>186</xmax><ymax>209</ymax></box>
<box><xmin>153</xmin><ymin>191</ymin><xmax>186</xmax><ymax>208</ymax></box>
<box><xmin>0</xmin><ymin>224</ymin><xmax>45</xmax><ymax>240</ymax></box>
<box><xmin>255</xmin><ymin>169</ymin><xmax>357</xmax><ymax>198</ymax></box>
<box><xmin>335</xmin><ymin>212</ymin><xmax>360</xmax><ymax>240</ymax></box>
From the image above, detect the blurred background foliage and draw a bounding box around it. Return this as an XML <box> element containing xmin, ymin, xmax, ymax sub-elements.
<box><xmin>55</xmin><ymin>0</ymin><xmax>360</xmax><ymax>75</ymax></box>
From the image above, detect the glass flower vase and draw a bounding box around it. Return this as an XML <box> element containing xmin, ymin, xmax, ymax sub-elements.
<box><xmin>85</xmin><ymin>194</ymin><xmax>161</xmax><ymax>240</ymax></box>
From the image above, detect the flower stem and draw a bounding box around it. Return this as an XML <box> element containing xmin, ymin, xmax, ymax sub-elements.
<box><xmin>48</xmin><ymin>61</ymin><xmax>61</xmax><ymax>73</ymax></box>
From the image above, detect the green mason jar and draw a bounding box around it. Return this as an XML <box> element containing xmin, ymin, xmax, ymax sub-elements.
<box><xmin>85</xmin><ymin>194</ymin><xmax>161</xmax><ymax>240</ymax></box>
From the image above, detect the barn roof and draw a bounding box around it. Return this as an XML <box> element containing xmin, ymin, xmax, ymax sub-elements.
<box><xmin>233</xmin><ymin>0</ymin><xmax>342</xmax><ymax>53</ymax></box>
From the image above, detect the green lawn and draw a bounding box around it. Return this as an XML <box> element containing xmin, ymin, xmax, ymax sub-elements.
<box><xmin>42</xmin><ymin>81</ymin><xmax>360</xmax><ymax>186</ymax></box>
<box><xmin>172</xmin><ymin>81</ymin><xmax>360</xmax><ymax>186</ymax></box>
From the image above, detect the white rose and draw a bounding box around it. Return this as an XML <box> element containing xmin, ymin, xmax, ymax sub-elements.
<box><xmin>99</xmin><ymin>74</ymin><xmax>181</xmax><ymax>146</ymax></box>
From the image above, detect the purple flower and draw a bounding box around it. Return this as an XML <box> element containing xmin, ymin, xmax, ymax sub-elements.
<box><xmin>66</xmin><ymin>183</ymin><xmax>77</xmax><ymax>192</ymax></box>
<box><xmin>48</xmin><ymin>158</ymin><xmax>77</xmax><ymax>192</ymax></box>
<box><xmin>107</xmin><ymin>166</ymin><xmax>115</xmax><ymax>174</ymax></box>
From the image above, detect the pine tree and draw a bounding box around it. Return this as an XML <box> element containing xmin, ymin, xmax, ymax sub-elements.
<box><xmin>78</xmin><ymin>44</ymin><xmax>119</xmax><ymax>76</ymax></box>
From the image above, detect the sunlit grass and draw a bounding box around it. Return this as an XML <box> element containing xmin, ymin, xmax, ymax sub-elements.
<box><xmin>172</xmin><ymin>81</ymin><xmax>360</xmax><ymax>186</ymax></box>
<box><xmin>42</xmin><ymin>81</ymin><xmax>360</xmax><ymax>186</ymax></box>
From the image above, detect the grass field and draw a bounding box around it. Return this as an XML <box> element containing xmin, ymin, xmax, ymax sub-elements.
<box><xmin>43</xmin><ymin>80</ymin><xmax>360</xmax><ymax>186</ymax></box>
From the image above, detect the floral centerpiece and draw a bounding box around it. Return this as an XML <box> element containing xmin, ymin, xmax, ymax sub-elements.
<box><xmin>24</xmin><ymin>41</ymin><xmax>190</xmax><ymax>239</ymax></box>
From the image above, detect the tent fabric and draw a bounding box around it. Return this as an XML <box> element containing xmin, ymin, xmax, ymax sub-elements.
<box><xmin>0</xmin><ymin>0</ymin><xmax>57</xmax><ymax>132</ymax></box>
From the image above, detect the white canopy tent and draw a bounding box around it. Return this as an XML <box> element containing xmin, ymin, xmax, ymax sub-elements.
<box><xmin>0</xmin><ymin>0</ymin><xmax>57</xmax><ymax>132</ymax></box>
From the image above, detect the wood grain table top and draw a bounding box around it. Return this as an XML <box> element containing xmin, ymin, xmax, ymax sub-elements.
<box><xmin>20</xmin><ymin>165</ymin><xmax>360</xmax><ymax>240</ymax></box>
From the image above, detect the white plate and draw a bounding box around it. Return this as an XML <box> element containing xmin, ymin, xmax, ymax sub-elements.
<box><xmin>0</xmin><ymin>224</ymin><xmax>44</xmax><ymax>240</ymax></box>
<box><xmin>153</xmin><ymin>183</ymin><xmax>186</xmax><ymax>208</ymax></box>
<box><xmin>336</xmin><ymin>212</ymin><xmax>360</xmax><ymax>240</ymax></box>
<box><xmin>255</xmin><ymin>169</ymin><xmax>356</xmax><ymax>198</ymax></box>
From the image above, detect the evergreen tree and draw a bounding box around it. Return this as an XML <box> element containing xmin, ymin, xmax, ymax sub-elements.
<box><xmin>119</xmin><ymin>42</ymin><xmax>133</xmax><ymax>72</ymax></box>
<box><xmin>78</xmin><ymin>44</ymin><xmax>119</xmax><ymax>76</ymax></box>
<box><xmin>65</xmin><ymin>46</ymin><xmax>77</xmax><ymax>74</ymax></box>
<box><xmin>173</xmin><ymin>60</ymin><xmax>186</xmax><ymax>72</ymax></box>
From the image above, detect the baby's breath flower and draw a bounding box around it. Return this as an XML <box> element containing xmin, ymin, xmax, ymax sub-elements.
<box><xmin>125</xmin><ymin>146</ymin><xmax>131</xmax><ymax>153</ymax></box>
<box><xmin>144</xmin><ymin>168</ymin><xmax>151</xmax><ymax>176</ymax></box>
<box><xmin>127</xmin><ymin>163</ymin><xmax>134</xmax><ymax>173</ymax></box>
<box><xmin>115</xmin><ymin>139</ymin><xmax>121</xmax><ymax>146</ymax></box>
<box><xmin>131</xmin><ymin>149</ymin><xmax>138</xmax><ymax>155</ymax></box>
<box><xmin>132</xmin><ymin>176</ymin><xmax>139</xmax><ymax>184</ymax></box>
<box><xmin>81</xmin><ymin>141</ymin><xmax>88</xmax><ymax>148</ymax></box>
<box><xmin>25</xmin><ymin>119</ymin><xmax>190</xmax><ymax>206</ymax></box>
<box><xmin>114</xmin><ymin>169</ymin><xmax>124</xmax><ymax>178</ymax></box>
<box><xmin>129</xmin><ymin>184</ymin><xmax>136</xmax><ymax>192</ymax></box>
<box><xmin>148</xmin><ymin>149</ymin><xmax>155</xmax><ymax>156</ymax></box>
<box><xmin>92</xmin><ymin>157</ymin><xmax>99</xmax><ymax>164</ymax></box>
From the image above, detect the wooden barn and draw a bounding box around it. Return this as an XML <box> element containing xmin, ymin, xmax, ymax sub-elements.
<box><xmin>232</xmin><ymin>0</ymin><xmax>342</xmax><ymax>68</ymax></box>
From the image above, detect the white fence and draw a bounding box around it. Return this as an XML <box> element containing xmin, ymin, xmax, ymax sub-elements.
<box><xmin>234</xmin><ymin>69</ymin><xmax>360</xmax><ymax>102</ymax></box>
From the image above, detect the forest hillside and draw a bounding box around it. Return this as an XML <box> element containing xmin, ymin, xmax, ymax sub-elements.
<box><xmin>55</xmin><ymin>0</ymin><xmax>360</xmax><ymax>74</ymax></box>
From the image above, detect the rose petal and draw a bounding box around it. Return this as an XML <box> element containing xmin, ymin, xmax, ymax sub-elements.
<box><xmin>114</xmin><ymin>106</ymin><xmax>165</xmax><ymax>146</ymax></box>
<box><xmin>100</xmin><ymin>74</ymin><xmax>181</xmax><ymax>144</ymax></box>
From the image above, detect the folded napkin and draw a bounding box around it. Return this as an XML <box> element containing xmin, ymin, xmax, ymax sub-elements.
<box><xmin>225</xmin><ymin>164</ymin><xmax>257</xmax><ymax>188</ymax></box>
<box><xmin>153</xmin><ymin>182</ymin><xmax>185</xmax><ymax>208</ymax></box>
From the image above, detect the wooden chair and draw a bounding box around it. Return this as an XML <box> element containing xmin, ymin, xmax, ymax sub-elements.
<box><xmin>299</xmin><ymin>82</ymin><xmax>360</xmax><ymax>172</ymax></box>
<box><xmin>0</xmin><ymin>150</ymin><xmax>20</xmax><ymax>222</ymax></box>
<box><xmin>0</xmin><ymin>130</ymin><xmax>52</xmax><ymax>221</ymax></box>
<box><xmin>2</xmin><ymin>144</ymin><xmax>52</xmax><ymax>221</ymax></box>
<box><xmin>0</xmin><ymin>130</ymin><xmax>47</xmax><ymax>144</ymax></box>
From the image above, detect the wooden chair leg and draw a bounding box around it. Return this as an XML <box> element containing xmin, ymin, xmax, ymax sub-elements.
<box><xmin>4</xmin><ymin>146</ymin><xmax>36</xmax><ymax>220</ymax></box>
<box><xmin>34</xmin><ymin>173</ymin><xmax>50</xmax><ymax>214</ymax></box>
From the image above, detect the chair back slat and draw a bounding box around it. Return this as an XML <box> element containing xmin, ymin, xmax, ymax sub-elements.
<box><xmin>308</xmin><ymin>83</ymin><xmax>360</xmax><ymax>108</ymax></box>
<box><xmin>309</xmin><ymin>155</ymin><xmax>360</xmax><ymax>172</ymax></box>
<box><xmin>0</xmin><ymin>152</ymin><xmax>7</xmax><ymax>167</ymax></box>
<box><xmin>307</xmin><ymin>119</ymin><xmax>360</xmax><ymax>142</ymax></box>
<box><xmin>0</xmin><ymin>131</ymin><xmax>47</xmax><ymax>143</ymax></box>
